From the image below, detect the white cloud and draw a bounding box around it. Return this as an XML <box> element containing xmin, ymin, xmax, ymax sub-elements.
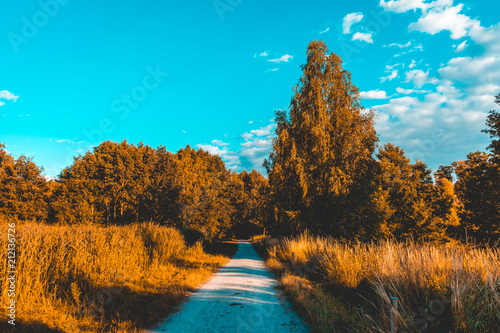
<box><xmin>197</xmin><ymin>144</ymin><xmax>230</xmax><ymax>158</ymax></box>
<box><xmin>387</xmin><ymin>41</ymin><xmax>412</xmax><ymax>48</ymax></box>
<box><xmin>396</xmin><ymin>87</ymin><xmax>432</xmax><ymax>94</ymax></box>
<box><xmin>267</xmin><ymin>68</ymin><xmax>279</xmax><ymax>72</ymax></box>
<box><xmin>250</xmin><ymin>124</ymin><xmax>275</xmax><ymax>137</ymax></box>
<box><xmin>409</xmin><ymin>60</ymin><xmax>417</xmax><ymax>68</ymax></box>
<box><xmin>405</xmin><ymin>69</ymin><xmax>438</xmax><ymax>88</ymax></box>
<box><xmin>381</xmin><ymin>70</ymin><xmax>399</xmax><ymax>82</ymax></box>
<box><xmin>268</xmin><ymin>54</ymin><xmax>293</xmax><ymax>63</ymax></box>
<box><xmin>342</xmin><ymin>12</ymin><xmax>363</xmax><ymax>34</ymax></box>
<box><xmin>385</xmin><ymin>64</ymin><xmax>401</xmax><ymax>71</ymax></box>
<box><xmin>413</xmin><ymin>44</ymin><xmax>425</xmax><ymax>51</ymax></box>
<box><xmin>211</xmin><ymin>139</ymin><xmax>230</xmax><ymax>146</ymax></box>
<box><xmin>352</xmin><ymin>32</ymin><xmax>373</xmax><ymax>43</ymax></box>
<box><xmin>259</xmin><ymin>51</ymin><xmax>269</xmax><ymax>57</ymax></box>
<box><xmin>438</xmin><ymin>56</ymin><xmax>498</xmax><ymax>82</ymax></box>
<box><xmin>241</xmin><ymin>132</ymin><xmax>253</xmax><ymax>140</ymax></box>
<box><xmin>319</xmin><ymin>27</ymin><xmax>330</xmax><ymax>34</ymax></box>
<box><xmin>0</xmin><ymin>90</ymin><xmax>19</xmax><ymax>106</ymax></box>
<box><xmin>409</xmin><ymin>4</ymin><xmax>479</xmax><ymax>39</ymax></box>
<box><xmin>198</xmin><ymin>123</ymin><xmax>277</xmax><ymax>172</ymax></box>
<box><xmin>455</xmin><ymin>40</ymin><xmax>468</xmax><ymax>52</ymax></box>
<box><xmin>380</xmin><ymin>0</ymin><xmax>429</xmax><ymax>13</ymax></box>
<box><xmin>360</xmin><ymin>90</ymin><xmax>388</xmax><ymax>99</ymax></box>
<box><xmin>373</xmin><ymin>2</ymin><xmax>500</xmax><ymax>171</ymax></box>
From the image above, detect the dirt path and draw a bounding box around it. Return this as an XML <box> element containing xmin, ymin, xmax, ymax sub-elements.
<box><xmin>147</xmin><ymin>240</ymin><xmax>309</xmax><ymax>333</ymax></box>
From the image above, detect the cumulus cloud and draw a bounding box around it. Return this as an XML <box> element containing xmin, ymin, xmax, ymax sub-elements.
<box><xmin>268</xmin><ymin>54</ymin><xmax>293</xmax><ymax>63</ymax></box>
<box><xmin>380</xmin><ymin>0</ymin><xmax>430</xmax><ymax>13</ymax></box>
<box><xmin>409</xmin><ymin>4</ymin><xmax>479</xmax><ymax>39</ymax></box>
<box><xmin>438</xmin><ymin>56</ymin><xmax>498</xmax><ymax>82</ymax></box>
<box><xmin>360</xmin><ymin>90</ymin><xmax>388</xmax><ymax>99</ymax></box>
<box><xmin>249</xmin><ymin>124</ymin><xmax>275</xmax><ymax>137</ymax></box>
<box><xmin>0</xmin><ymin>90</ymin><xmax>19</xmax><ymax>106</ymax></box>
<box><xmin>197</xmin><ymin>124</ymin><xmax>277</xmax><ymax>172</ymax></box>
<box><xmin>405</xmin><ymin>69</ymin><xmax>439</xmax><ymax>88</ymax></box>
<box><xmin>381</xmin><ymin>70</ymin><xmax>399</xmax><ymax>82</ymax></box>
<box><xmin>371</xmin><ymin>0</ymin><xmax>500</xmax><ymax>172</ymax></box>
<box><xmin>409</xmin><ymin>60</ymin><xmax>417</xmax><ymax>68</ymax></box>
<box><xmin>352</xmin><ymin>32</ymin><xmax>373</xmax><ymax>43</ymax></box>
<box><xmin>342</xmin><ymin>12</ymin><xmax>363</xmax><ymax>34</ymax></box>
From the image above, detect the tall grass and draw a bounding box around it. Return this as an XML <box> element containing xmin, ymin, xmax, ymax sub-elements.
<box><xmin>0</xmin><ymin>220</ymin><xmax>230</xmax><ymax>332</ymax></box>
<box><xmin>259</xmin><ymin>233</ymin><xmax>500</xmax><ymax>332</ymax></box>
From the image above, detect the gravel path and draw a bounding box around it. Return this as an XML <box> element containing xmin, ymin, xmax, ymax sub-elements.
<box><xmin>147</xmin><ymin>240</ymin><xmax>310</xmax><ymax>333</ymax></box>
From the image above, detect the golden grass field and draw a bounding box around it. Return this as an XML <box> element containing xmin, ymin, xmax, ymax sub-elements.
<box><xmin>0</xmin><ymin>220</ymin><xmax>233</xmax><ymax>333</ymax></box>
<box><xmin>254</xmin><ymin>233</ymin><xmax>500</xmax><ymax>332</ymax></box>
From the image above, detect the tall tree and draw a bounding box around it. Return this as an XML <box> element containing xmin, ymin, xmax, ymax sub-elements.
<box><xmin>265</xmin><ymin>41</ymin><xmax>380</xmax><ymax>239</ymax></box>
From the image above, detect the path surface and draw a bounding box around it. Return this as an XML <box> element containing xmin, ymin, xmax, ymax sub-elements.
<box><xmin>147</xmin><ymin>240</ymin><xmax>310</xmax><ymax>333</ymax></box>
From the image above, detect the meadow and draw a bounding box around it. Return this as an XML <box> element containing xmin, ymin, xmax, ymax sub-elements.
<box><xmin>254</xmin><ymin>233</ymin><xmax>500</xmax><ymax>332</ymax></box>
<box><xmin>0</xmin><ymin>220</ymin><xmax>234</xmax><ymax>333</ymax></box>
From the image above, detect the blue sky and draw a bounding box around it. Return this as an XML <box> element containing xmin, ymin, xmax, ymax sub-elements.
<box><xmin>1</xmin><ymin>0</ymin><xmax>500</xmax><ymax>178</ymax></box>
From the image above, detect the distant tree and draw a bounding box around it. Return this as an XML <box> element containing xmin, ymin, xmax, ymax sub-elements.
<box><xmin>453</xmin><ymin>152</ymin><xmax>499</xmax><ymax>240</ymax></box>
<box><xmin>229</xmin><ymin>170</ymin><xmax>270</xmax><ymax>238</ymax></box>
<box><xmin>435</xmin><ymin>165</ymin><xmax>454</xmax><ymax>182</ymax></box>
<box><xmin>176</xmin><ymin>145</ymin><xmax>233</xmax><ymax>239</ymax></box>
<box><xmin>0</xmin><ymin>143</ymin><xmax>49</xmax><ymax>221</ymax></box>
<box><xmin>451</xmin><ymin>94</ymin><xmax>500</xmax><ymax>241</ymax></box>
<box><xmin>54</xmin><ymin>140</ymin><xmax>155</xmax><ymax>225</ymax></box>
<box><xmin>139</xmin><ymin>146</ymin><xmax>182</xmax><ymax>225</ymax></box>
<box><xmin>265</xmin><ymin>41</ymin><xmax>380</xmax><ymax>239</ymax></box>
<box><xmin>377</xmin><ymin>143</ymin><xmax>459</xmax><ymax>241</ymax></box>
<box><xmin>482</xmin><ymin>93</ymin><xmax>500</xmax><ymax>161</ymax></box>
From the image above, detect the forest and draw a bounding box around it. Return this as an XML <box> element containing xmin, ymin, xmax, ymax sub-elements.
<box><xmin>1</xmin><ymin>41</ymin><xmax>499</xmax><ymax>245</ymax></box>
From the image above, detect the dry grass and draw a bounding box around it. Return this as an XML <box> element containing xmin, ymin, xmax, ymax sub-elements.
<box><xmin>0</xmin><ymin>220</ymin><xmax>231</xmax><ymax>332</ymax></box>
<box><xmin>256</xmin><ymin>233</ymin><xmax>500</xmax><ymax>332</ymax></box>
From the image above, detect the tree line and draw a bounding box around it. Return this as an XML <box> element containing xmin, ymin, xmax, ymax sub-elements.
<box><xmin>0</xmin><ymin>142</ymin><xmax>269</xmax><ymax>239</ymax></box>
<box><xmin>1</xmin><ymin>41</ymin><xmax>499</xmax><ymax>242</ymax></box>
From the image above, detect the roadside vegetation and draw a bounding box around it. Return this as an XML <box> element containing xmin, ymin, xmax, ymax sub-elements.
<box><xmin>0</xmin><ymin>220</ymin><xmax>236</xmax><ymax>333</ymax></box>
<box><xmin>254</xmin><ymin>233</ymin><xmax>500</xmax><ymax>332</ymax></box>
